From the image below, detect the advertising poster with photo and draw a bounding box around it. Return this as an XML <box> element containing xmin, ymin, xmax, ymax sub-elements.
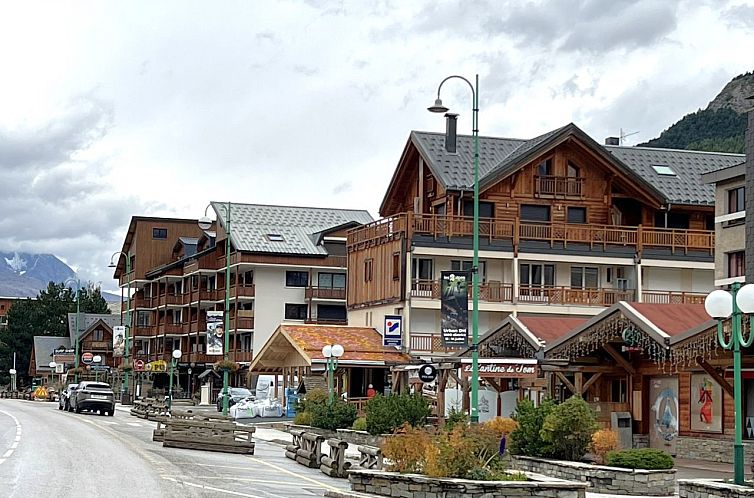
<box><xmin>206</xmin><ymin>311</ymin><xmax>224</xmax><ymax>355</ymax></box>
<box><xmin>440</xmin><ymin>271</ymin><xmax>469</xmax><ymax>347</ymax></box>
<box><xmin>113</xmin><ymin>326</ymin><xmax>126</xmax><ymax>357</ymax></box>
<box><xmin>690</xmin><ymin>373</ymin><xmax>722</xmax><ymax>433</ymax></box>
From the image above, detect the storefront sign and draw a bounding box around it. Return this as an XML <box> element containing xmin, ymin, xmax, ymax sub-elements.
<box><xmin>418</xmin><ymin>364</ymin><xmax>437</xmax><ymax>383</ymax></box>
<box><xmin>383</xmin><ymin>315</ymin><xmax>402</xmax><ymax>347</ymax></box>
<box><xmin>461</xmin><ymin>359</ymin><xmax>537</xmax><ymax>378</ymax></box>
<box><xmin>440</xmin><ymin>271</ymin><xmax>469</xmax><ymax>347</ymax></box>
<box><xmin>146</xmin><ymin>360</ymin><xmax>167</xmax><ymax>372</ymax></box>
<box><xmin>81</xmin><ymin>352</ymin><xmax>94</xmax><ymax>365</ymax></box>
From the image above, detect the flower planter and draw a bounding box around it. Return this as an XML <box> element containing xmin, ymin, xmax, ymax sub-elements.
<box><xmin>511</xmin><ymin>455</ymin><xmax>676</xmax><ymax>496</ymax></box>
<box><xmin>347</xmin><ymin>469</ymin><xmax>587</xmax><ymax>498</ymax></box>
<box><xmin>679</xmin><ymin>479</ymin><xmax>754</xmax><ymax>498</ymax></box>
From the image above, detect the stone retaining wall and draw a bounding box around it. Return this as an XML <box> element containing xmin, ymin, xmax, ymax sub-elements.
<box><xmin>676</xmin><ymin>436</ymin><xmax>754</xmax><ymax>463</ymax></box>
<box><xmin>511</xmin><ymin>455</ymin><xmax>676</xmax><ymax>496</ymax></box>
<box><xmin>348</xmin><ymin>469</ymin><xmax>587</xmax><ymax>498</ymax></box>
<box><xmin>679</xmin><ymin>479</ymin><xmax>754</xmax><ymax>497</ymax></box>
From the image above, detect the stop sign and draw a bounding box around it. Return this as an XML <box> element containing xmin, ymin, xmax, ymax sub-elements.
<box><xmin>81</xmin><ymin>352</ymin><xmax>94</xmax><ymax>365</ymax></box>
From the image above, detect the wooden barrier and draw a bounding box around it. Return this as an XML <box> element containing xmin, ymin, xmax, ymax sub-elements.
<box><xmin>162</xmin><ymin>418</ymin><xmax>255</xmax><ymax>454</ymax></box>
<box><xmin>153</xmin><ymin>409</ymin><xmax>228</xmax><ymax>442</ymax></box>
<box><xmin>285</xmin><ymin>430</ymin><xmax>323</xmax><ymax>468</ymax></box>
<box><xmin>358</xmin><ymin>445</ymin><xmax>383</xmax><ymax>470</ymax></box>
<box><xmin>320</xmin><ymin>438</ymin><xmax>351</xmax><ymax>478</ymax></box>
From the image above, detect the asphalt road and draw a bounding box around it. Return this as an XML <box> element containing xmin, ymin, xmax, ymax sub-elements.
<box><xmin>0</xmin><ymin>400</ymin><xmax>349</xmax><ymax>498</ymax></box>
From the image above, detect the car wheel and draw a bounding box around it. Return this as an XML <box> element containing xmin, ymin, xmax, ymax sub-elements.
<box><xmin>98</xmin><ymin>410</ymin><xmax>105</xmax><ymax>416</ymax></box>
<box><xmin>75</xmin><ymin>405</ymin><xmax>81</xmax><ymax>414</ymax></box>
<box><xmin>58</xmin><ymin>403</ymin><xmax>63</xmax><ymax>410</ymax></box>
<box><xmin>108</xmin><ymin>409</ymin><xmax>114</xmax><ymax>417</ymax></box>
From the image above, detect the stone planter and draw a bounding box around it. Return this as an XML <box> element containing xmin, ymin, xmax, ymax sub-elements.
<box><xmin>679</xmin><ymin>479</ymin><xmax>754</xmax><ymax>498</ymax></box>
<box><xmin>347</xmin><ymin>469</ymin><xmax>587</xmax><ymax>498</ymax></box>
<box><xmin>511</xmin><ymin>455</ymin><xmax>676</xmax><ymax>496</ymax></box>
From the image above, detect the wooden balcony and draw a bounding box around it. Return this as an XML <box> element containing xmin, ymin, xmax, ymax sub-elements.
<box><xmin>348</xmin><ymin>212</ymin><xmax>715</xmax><ymax>256</ymax></box>
<box><xmin>305</xmin><ymin>287</ymin><xmax>346</xmax><ymax>300</ymax></box>
<box><xmin>518</xmin><ymin>286</ymin><xmax>634</xmax><ymax>306</ymax></box>
<box><xmin>159</xmin><ymin>323</ymin><xmax>184</xmax><ymax>335</ymax></box>
<box><xmin>535</xmin><ymin>175</ymin><xmax>584</xmax><ymax>197</ymax></box>
<box><xmin>188</xmin><ymin>352</ymin><xmax>218</xmax><ymax>363</ymax></box>
<box><xmin>641</xmin><ymin>290</ymin><xmax>707</xmax><ymax>304</ymax></box>
<box><xmin>230</xmin><ymin>284</ymin><xmax>255</xmax><ymax>299</ymax></box>
<box><xmin>409</xmin><ymin>334</ymin><xmax>468</xmax><ymax>353</ymax></box>
<box><xmin>85</xmin><ymin>341</ymin><xmax>112</xmax><ymax>351</ymax></box>
<box><xmin>131</xmin><ymin>325</ymin><xmax>157</xmax><ymax>337</ymax></box>
<box><xmin>411</xmin><ymin>280</ymin><xmax>514</xmax><ymax>303</ymax></box>
<box><xmin>230</xmin><ymin>351</ymin><xmax>253</xmax><ymax>362</ymax></box>
<box><xmin>230</xmin><ymin>317</ymin><xmax>255</xmax><ymax>330</ymax></box>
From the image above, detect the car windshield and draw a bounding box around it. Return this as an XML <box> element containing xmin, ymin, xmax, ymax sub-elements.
<box><xmin>230</xmin><ymin>388</ymin><xmax>252</xmax><ymax>397</ymax></box>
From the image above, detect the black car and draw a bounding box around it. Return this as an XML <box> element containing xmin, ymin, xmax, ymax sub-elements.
<box><xmin>70</xmin><ymin>381</ymin><xmax>115</xmax><ymax>416</ymax></box>
<box><xmin>216</xmin><ymin>387</ymin><xmax>253</xmax><ymax>412</ymax></box>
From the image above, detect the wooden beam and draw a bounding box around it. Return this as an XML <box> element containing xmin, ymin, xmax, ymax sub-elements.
<box><xmin>696</xmin><ymin>356</ymin><xmax>734</xmax><ymax>398</ymax></box>
<box><xmin>554</xmin><ymin>371</ymin><xmax>577</xmax><ymax>395</ymax></box>
<box><xmin>486</xmin><ymin>378</ymin><xmax>503</xmax><ymax>393</ymax></box>
<box><xmin>581</xmin><ymin>372</ymin><xmax>602</xmax><ymax>394</ymax></box>
<box><xmin>540</xmin><ymin>365</ymin><xmax>625</xmax><ymax>374</ymax></box>
<box><xmin>575</xmin><ymin>372</ymin><xmax>583</xmax><ymax>394</ymax></box>
<box><xmin>603</xmin><ymin>343</ymin><xmax>636</xmax><ymax>375</ymax></box>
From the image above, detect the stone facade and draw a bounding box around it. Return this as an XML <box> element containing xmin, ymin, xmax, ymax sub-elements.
<box><xmin>676</xmin><ymin>436</ymin><xmax>754</xmax><ymax>463</ymax></box>
<box><xmin>347</xmin><ymin>469</ymin><xmax>588</xmax><ymax>498</ymax></box>
<box><xmin>511</xmin><ymin>456</ymin><xmax>676</xmax><ymax>496</ymax></box>
<box><xmin>679</xmin><ymin>479</ymin><xmax>754</xmax><ymax>498</ymax></box>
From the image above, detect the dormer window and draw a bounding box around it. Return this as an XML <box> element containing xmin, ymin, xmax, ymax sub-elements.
<box><xmin>266</xmin><ymin>234</ymin><xmax>284</xmax><ymax>242</ymax></box>
<box><xmin>651</xmin><ymin>165</ymin><xmax>676</xmax><ymax>176</ymax></box>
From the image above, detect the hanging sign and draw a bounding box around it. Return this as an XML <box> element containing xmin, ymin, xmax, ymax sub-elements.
<box><xmin>418</xmin><ymin>364</ymin><xmax>437</xmax><ymax>383</ymax></box>
<box><xmin>461</xmin><ymin>359</ymin><xmax>537</xmax><ymax>378</ymax></box>
<box><xmin>206</xmin><ymin>311</ymin><xmax>224</xmax><ymax>355</ymax></box>
<box><xmin>113</xmin><ymin>326</ymin><xmax>126</xmax><ymax>357</ymax></box>
<box><xmin>383</xmin><ymin>315</ymin><xmax>402</xmax><ymax>347</ymax></box>
<box><xmin>621</xmin><ymin>326</ymin><xmax>644</xmax><ymax>353</ymax></box>
<box><xmin>441</xmin><ymin>271</ymin><xmax>469</xmax><ymax>347</ymax></box>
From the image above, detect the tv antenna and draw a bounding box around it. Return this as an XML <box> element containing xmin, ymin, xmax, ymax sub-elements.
<box><xmin>620</xmin><ymin>128</ymin><xmax>639</xmax><ymax>145</ymax></box>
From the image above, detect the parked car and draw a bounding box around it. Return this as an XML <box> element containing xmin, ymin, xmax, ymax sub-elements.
<box><xmin>58</xmin><ymin>383</ymin><xmax>78</xmax><ymax>411</ymax></box>
<box><xmin>216</xmin><ymin>387</ymin><xmax>253</xmax><ymax>412</ymax></box>
<box><xmin>70</xmin><ymin>381</ymin><xmax>115</xmax><ymax>416</ymax></box>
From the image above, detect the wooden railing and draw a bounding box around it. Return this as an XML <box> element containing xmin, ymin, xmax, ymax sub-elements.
<box><xmin>411</xmin><ymin>279</ymin><xmax>514</xmax><ymax>303</ymax></box>
<box><xmin>230</xmin><ymin>317</ymin><xmax>255</xmax><ymax>330</ymax></box>
<box><xmin>230</xmin><ymin>284</ymin><xmax>255</xmax><ymax>298</ymax></box>
<box><xmin>305</xmin><ymin>287</ymin><xmax>347</xmax><ymax>300</ymax></box>
<box><xmin>535</xmin><ymin>175</ymin><xmax>584</xmax><ymax>197</ymax></box>
<box><xmin>348</xmin><ymin>397</ymin><xmax>369</xmax><ymax>416</ymax></box>
<box><xmin>641</xmin><ymin>290</ymin><xmax>707</xmax><ymax>304</ymax></box>
<box><xmin>518</xmin><ymin>286</ymin><xmax>635</xmax><ymax>306</ymax></box>
<box><xmin>348</xmin><ymin>212</ymin><xmax>715</xmax><ymax>254</ymax></box>
<box><xmin>132</xmin><ymin>325</ymin><xmax>157</xmax><ymax>337</ymax></box>
<box><xmin>230</xmin><ymin>351</ymin><xmax>253</xmax><ymax>362</ymax></box>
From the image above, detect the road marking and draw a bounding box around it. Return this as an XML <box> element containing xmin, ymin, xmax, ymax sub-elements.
<box><xmin>126</xmin><ymin>422</ymin><xmax>142</xmax><ymax>427</ymax></box>
<box><xmin>189</xmin><ymin>476</ymin><xmax>316</xmax><ymax>487</ymax></box>
<box><xmin>0</xmin><ymin>409</ymin><xmax>22</xmax><ymax>465</ymax></box>
<box><xmin>10</xmin><ymin>442</ymin><xmax>18</xmax><ymax>449</ymax></box>
<box><xmin>172</xmin><ymin>479</ymin><xmax>266</xmax><ymax>498</ymax></box>
<box><xmin>246</xmin><ymin>456</ymin><xmax>342</xmax><ymax>492</ymax></box>
<box><xmin>101</xmin><ymin>421</ymin><xmax>118</xmax><ymax>425</ymax></box>
<box><xmin>2</xmin><ymin>450</ymin><xmax>12</xmax><ymax>458</ymax></box>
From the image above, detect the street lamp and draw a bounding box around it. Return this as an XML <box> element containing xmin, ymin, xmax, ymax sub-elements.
<box><xmin>64</xmin><ymin>277</ymin><xmax>81</xmax><ymax>383</ymax></box>
<box><xmin>322</xmin><ymin>344</ymin><xmax>344</xmax><ymax>404</ymax></box>
<box><xmin>49</xmin><ymin>361</ymin><xmax>57</xmax><ymax>386</ymax></box>
<box><xmin>109</xmin><ymin>251</ymin><xmax>133</xmax><ymax>404</ymax></box>
<box><xmin>429</xmin><ymin>74</ymin><xmax>481</xmax><ymax>423</ymax></box>
<box><xmin>199</xmin><ymin>202</ymin><xmax>232</xmax><ymax>416</ymax></box>
<box><xmin>704</xmin><ymin>282</ymin><xmax>754</xmax><ymax>485</ymax></box>
<box><xmin>168</xmin><ymin>349</ymin><xmax>182</xmax><ymax>411</ymax></box>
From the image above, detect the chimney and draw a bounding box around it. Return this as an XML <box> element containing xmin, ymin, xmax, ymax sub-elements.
<box><xmin>605</xmin><ymin>137</ymin><xmax>620</xmax><ymax>146</ymax></box>
<box><xmin>745</xmin><ymin>96</ymin><xmax>754</xmax><ymax>282</ymax></box>
<box><xmin>445</xmin><ymin>113</ymin><xmax>458</xmax><ymax>153</ymax></box>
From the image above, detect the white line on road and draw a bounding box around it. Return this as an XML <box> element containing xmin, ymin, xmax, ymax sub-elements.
<box><xmin>2</xmin><ymin>450</ymin><xmax>12</xmax><ymax>458</ymax></box>
<box><xmin>10</xmin><ymin>442</ymin><xmax>18</xmax><ymax>449</ymax></box>
<box><xmin>0</xmin><ymin>409</ymin><xmax>22</xmax><ymax>465</ymax></box>
<box><xmin>126</xmin><ymin>422</ymin><xmax>142</xmax><ymax>427</ymax></box>
<box><xmin>171</xmin><ymin>478</ymin><xmax>266</xmax><ymax>498</ymax></box>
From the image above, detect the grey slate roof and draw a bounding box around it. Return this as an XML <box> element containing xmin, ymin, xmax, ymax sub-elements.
<box><xmin>33</xmin><ymin>336</ymin><xmax>71</xmax><ymax>371</ymax></box>
<box><xmin>68</xmin><ymin>313</ymin><xmax>121</xmax><ymax>343</ymax></box>
<box><xmin>210</xmin><ymin>202</ymin><xmax>374</xmax><ymax>256</ymax></box>
<box><xmin>411</xmin><ymin>125</ymin><xmax>745</xmax><ymax>207</ymax></box>
<box><xmin>177</xmin><ymin>237</ymin><xmax>199</xmax><ymax>257</ymax></box>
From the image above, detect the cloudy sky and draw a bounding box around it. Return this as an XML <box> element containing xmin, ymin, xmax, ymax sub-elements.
<box><xmin>0</xmin><ymin>0</ymin><xmax>752</xmax><ymax>291</ymax></box>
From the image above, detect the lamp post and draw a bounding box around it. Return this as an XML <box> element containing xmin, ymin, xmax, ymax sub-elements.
<box><xmin>64</xmin><ymin>277</ymin><xmax>81</xmax><ymax>383</ymax></box>
<box><xmin>199</xmin><ymin>202</ymin><xmax>232</xmax><ymax>416</ymax></box>
<box><xmin>428</xmin><ymin>74</ymin><xmax>480</xmax><ymax>423</ymax></box>
<box><xmin>109</xmin><ymin>252</ymin><xmax>132</xmax><ymax>403</ymax></box>
<box><xmin>49</xmin><ymin>361</ymin><xmax>57</xmax><ymax>387</ymax></box>
<box><xmin>704</xmin><ymin>282</ymin><xmax>754</xmax><ymax>485</ymax></box>
<box><xmin>168</xmin><ymin>349</ymin><xmax>182</xmax><ymax>411</ymax></box>
<box><xmin>322</xmin><ymin>344</ymin><xmax>344</xmax><ymax>404</ymax></box>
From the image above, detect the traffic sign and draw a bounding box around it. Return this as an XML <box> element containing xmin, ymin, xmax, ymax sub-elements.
<box><xmin>134</xmin><ymin>359</ymin><xmax>145</xmax><ymax>371</ymax></box>
<box><xmin>81</xmin><ymin>352</ymin><xmax>94</xmax><ymax>365</ymax></box>
<box><xmin>418</xmin><ymin>364</ymin><xmax>437</xmax><ymax>383</ymax></box>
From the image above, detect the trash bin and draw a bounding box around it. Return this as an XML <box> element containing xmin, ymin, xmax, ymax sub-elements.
<box><xmin>285</xmin><ymin>388</ymin><xmax>298</xmax><ymax>418</ymax></box>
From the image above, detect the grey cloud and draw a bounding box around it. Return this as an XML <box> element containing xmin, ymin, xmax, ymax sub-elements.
<box><xmin>723</xmin><ymin>4</ymin><xmax>754</xmax><ymax>29</ymax></box>
<box><xmin>331</xmin><ymin>181</ymin><xmax>352</xmax><ymax>195</ymax></box>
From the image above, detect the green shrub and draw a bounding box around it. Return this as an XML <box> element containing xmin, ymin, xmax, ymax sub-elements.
<box><xmin>295</xmin><ymin>388</ymin><xmax>328</xmax><ymax>413</ymax></box>
<box><xmin>309</xmin><ymin>399</ymin><xmax>357</xmax><ymax>430</ymax></box>
<box><xmin>443</xmin><ymin>408</ymin><xmax>469</xmax><ymax>432</ymax></box>
<box><xmin>352</xmin><ymin>417</ymin><xmax>367</xmax><ymax>431</ymax></box>
<box><xmin>540</xmin><ymin>396</ymin><xmax>598</xmax><ymax>461</ymax></box>
<box><xmin>293</xmin><ymin>411</ymin><xmax>312</xmax><ymax>426</ymax></box>
<box><xmin>509</xmin><ymin>398</ymin><xmax>555</xmax><ymax>457</ymax></box>
<box><xmin>365</xmin><ymin>393</ymin><xmax>431</xmax><ymax>435</ymax></box>
<box><xmin>605</xmin><ymin>448</ymin><xmax>674</xmax><ymax>470</ymax></box>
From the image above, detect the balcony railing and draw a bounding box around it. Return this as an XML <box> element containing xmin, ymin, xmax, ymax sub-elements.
<box><xmin>641</xmin><ymin>290</ymin><xmax>707</xmax><ymax>305</ymax></box>
<box><xmin>411</xmin><ymin>280</ymin><xmax>514</xmax><ymax>303</ymax></box>
<box><xmin>188</xmin><ymin>352</ymin><xmax>218</xmax><ymax>363</ymax></box>
<box><xmin>230</xmin><ymin>317</ymin><xmax>255</xmax><ymax>330</ymax></box>
<box><xmin>409</xmin><ymin>334</ymin><xmax>469</xmax><ymax>353</ymax></box>
<box><xmin>131</xmin><ymin>325</ymin><xmax>156</xmax><ymax>337</ymax></box>
<box><xmin>305</xmin><ymin>287</ymin><xmax>347</xmax><ymax>300</ymax></box>
<box><xmin>159</xmin><ymin>323</ymin><xmax>184</xmax><ymax>335</ymax></box>
<box><xmin>230</xmin><ymin>351</ymin><xmax>253</xmax><ymax>362</ymax></box>
<box><xmin>230</xmin><ymin>284</ymin><xmax>255</xmax><ymax>298</ymax></box>
<box><xmin>535</xmin><ymin>175</ymin><xmax>584</xmax><ymax>197</ymax></box>
<box><xmin>518</xmin><ymin>286</ymin><xmax>634</xmax><ymax>306</ymax></box>
<box><xmin>348</xmin><ymin>212</ymin><xmax>715</xmax><ymax>255</ymax></box>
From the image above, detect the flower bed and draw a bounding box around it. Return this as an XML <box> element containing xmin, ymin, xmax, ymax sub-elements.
<box><xmin>511</xmin><ymin>455</ymin><xmax>676</xmax><ymax>496</ymax></box>
<box><xmin>679</xmin><ymin>479</ymin><xmax>754</xmax><ymax>498</ymax></box>
<box><xmin>348</xmin><ymin>469</ymin><xmax>587</xmax><ymax>498</ymax></box>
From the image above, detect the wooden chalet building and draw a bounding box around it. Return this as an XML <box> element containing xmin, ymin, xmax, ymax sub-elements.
<box><xmin>347</xmin><ymin>122</ymin><xmax>742</xmax><ymax>355</ymax></box>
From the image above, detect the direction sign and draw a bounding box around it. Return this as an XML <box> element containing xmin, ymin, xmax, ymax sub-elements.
<box><xmin>81</xmin><ymin>352</ymin><xmax>94</xmax><ymax>365</ymax></box>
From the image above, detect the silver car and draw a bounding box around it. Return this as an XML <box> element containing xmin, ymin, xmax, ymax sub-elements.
<box><xmin>70</xmin><ymin>381</ymin><xmax>115</xmax><ymax>416</ymax></box>
<box><xmin>58</xmin><ymin>383</ymin><xmax>78</xmax><ymax>411</ymax></box>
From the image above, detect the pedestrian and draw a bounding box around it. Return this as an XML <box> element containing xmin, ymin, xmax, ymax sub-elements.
<box><xmin>366</xmin><ymin>383</ymin><xmax>376</xmax><ymax>398</ymax></box>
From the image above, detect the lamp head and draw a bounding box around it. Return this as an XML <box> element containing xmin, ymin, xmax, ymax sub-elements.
<box><xmin>705</xmin><ymin>289</ymin><xmax>733</xmax><ymax>319</ymax></box>
<box><xmin>172</xmin><ymin>349</ymin><xmax>182</xmax><ymax>360</ymax></box>
<box><xmin>427</xmin><ymin>98</ymin><xmax>449</xmax><ymax>113</ymax></box>
<box><xmin>49</xmin><ymin>361</ymin><xmax>57</xmax><ymax>369</ymax></box>
<box><xmin>198</xmin><ymin>216</ymin><xmax>212</xmax><ymax>231</ymax></box>
<box><xmin>736</xmin><ymin>283</ymin><xmax>754</xmax><ymax>314</ymax></box>
<box><xmin>322</xmin><ymin>345</ymin><xmax>333</xmax><ymax>358</ymax></box>
<box><xmin>331</xmin><ymin>344</ymin><xmax>345</xmax><ymax>358</ymax></box>
<box><xmin>108</xmin><ymin>262</ymin><xmax>117</xmax><ymax>268</ymax></box>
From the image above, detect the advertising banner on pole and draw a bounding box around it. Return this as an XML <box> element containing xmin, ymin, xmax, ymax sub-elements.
<box><xmin>440</xmin><ymin>271</ymin><xmax>469</xmax><ymax>347</ymax></box>
<box><xmin>206</xmin><ymin>311</ymin><xmax>224</xmax><ymax>355</ymax></box>
<box><xmin>113</xmin><ymin>326</ymin><xmax>126</xmax><ymax>357</ymax></box>
<box><xmin>383</xmin><ymin>315</ymin><xmax>402</xmax><ymax>347</ymax></box>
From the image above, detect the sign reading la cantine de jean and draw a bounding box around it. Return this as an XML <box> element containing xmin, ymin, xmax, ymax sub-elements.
<box><xmin>461</xmin><ymin>359</ymin><xmax>538</xmax><ymax>378</ymax></box>
<box><xmin>440</xmin><ymin>271</ymin><xmax>469</xmax><ymax>347</ymax></box>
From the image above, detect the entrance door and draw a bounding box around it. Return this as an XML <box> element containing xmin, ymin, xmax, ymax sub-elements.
<box><xmin>649</xmin><ymin>377</ymin><xmax>679</xmax><ymax>455</ymax></box>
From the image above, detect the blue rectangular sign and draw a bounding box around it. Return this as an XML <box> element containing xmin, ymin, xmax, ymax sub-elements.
<box><xmin>384</xmin><ymin>315</ymin><xmax>402</xmax><ymax>347</ymax></box>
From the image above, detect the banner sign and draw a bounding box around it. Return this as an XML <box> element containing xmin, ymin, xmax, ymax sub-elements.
<box><xmin>53</xmin><ymin>347</ymin><xmax>75</xmax><ymax>364</ymax></box>
<box><xmin>440</xmin><ymin>271</ymin><xmax>469</xmax><ymax>347</ymax></box>
<box><xmin>206</xmin><ymin>311</ymin><xmax>224</xmax><ymax>355</ymax></box>
<box><xmin>461</xmin><ymin>359</ymin><xmax>537</xmax><ymax>378</ymax></box>
<box><xmin>383</xmin><ymin>315</ymin><xmax>402</xmax><ymax>347</ymax></box>
<box><xmin>113</xmin><ymin>326</ymin><xmax>126</xmax><ymax>357</ymax></box>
